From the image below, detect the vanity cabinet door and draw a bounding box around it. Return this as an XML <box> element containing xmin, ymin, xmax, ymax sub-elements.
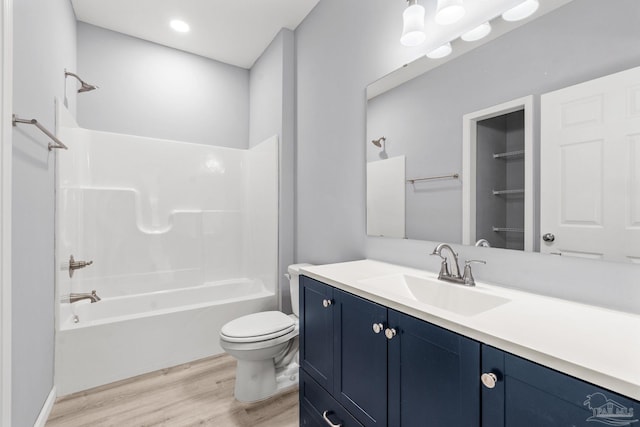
<box><xmin>481</xmin><ymin>345</ymin><xmax>639</xmax><ymax>427</ymax></box>
<box><xmin>300</xmin><ymin>276</ymin><xmax>336</xmax><ymax>392</ymax></box>
<box><xmin>334</xmin><ymin>289</ymin><xmax>388</xmax><ymax>427</ymax></box>
<box><xmin>388</xmin><ymin>310</ymin><xmax>480</xmax><ymax>427</ymax></box>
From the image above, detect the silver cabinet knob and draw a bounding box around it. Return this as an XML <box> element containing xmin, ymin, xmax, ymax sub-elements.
<box><xmin>322</xmin><ymin>411</ymin><xmax>342</xmax><ymax>427</ymax></box>
<box><xmin>481</xmin><ymin>372</ymin><xmax>498</xmax><ymax>389</ymax></box>
<box><xmin>542</xmin><ymin>233</ymin><xmax>555</xmax><ymax>242</ymax></box>
<box><xmin>372</xmin><ymin>323</ymin><xmax>384</xmax><ymax>334</ymax></box>
<box><xmin>384</xmin><ymin>328</ymin><xmax>397</xmax><ymax>340</ymax></box>
<box><xmin>322</xmin><ymin>299</ymin><xmax>332</xmax><ymax>308</ymax></box>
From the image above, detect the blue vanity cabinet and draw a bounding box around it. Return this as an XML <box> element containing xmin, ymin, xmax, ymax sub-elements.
<box><xmin>387</xmin><ymin>310</ymin><xmax>481</xmax><ymax>426</ymax></box>
<box><xmin>334</xmin><ymin>289</ymin><xmax>388</xmax><ymax>426</ymax></box>
<box><xmin>300</xmin><ymin>275</ymin><xmax>481</xmax><ymax>427</ymax></box>
<box><xmin>300</xmin><ymin>276</ymin><xmax>336</xmax><ymax>392</ymax></box>
<box><xmin>481</xmin><ymin>345</ymin><xmax>639</xmax><ymax>427</ymax></box>
<box><xmin>300</xmin><ymin>369</ymin><xmax>365</xmax><ymax>427</ymax></box>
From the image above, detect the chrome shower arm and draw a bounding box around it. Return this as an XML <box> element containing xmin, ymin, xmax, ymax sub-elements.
<box><xmin>65</xmin><ymin>69</ymin><xmax>99</xmax><ymax>93</ymax></box>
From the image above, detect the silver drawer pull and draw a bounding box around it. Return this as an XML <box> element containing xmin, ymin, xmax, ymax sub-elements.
<box><xmin>385</xmin><ymin>328</ymin><xmax>397</xmax><ymax>340</ymax></box>
<box><xmin>322</xmin><ymin>410</ymin><xmax>342</xmax><ymax>427</ymax></box>
<box><xmin>322</xmin><ymin>299</ymin><xmax>332</xmax><ymax>308</ymax></box>
<box><xmin>372</xmin><ymin>323</ymin><xmax>384</xmax><ymax>334</ymax></box>
<box><xmin>481</xmin><ymin>372</ymin><xmax>498</xmax><ymax>389</ymax></box>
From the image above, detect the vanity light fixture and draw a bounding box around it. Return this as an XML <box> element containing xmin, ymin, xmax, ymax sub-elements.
<box><xmin>426</xmin><ymin>42</ymin><xmax>453</xmax><ymax>59</ymax></box>
<box><xmin>170</xmin><ymin>19</ymin><xmax>190</xmax><ymax>33</ymax></box>
<box><xmin>461</xmin><ymin>22</ymin><xmax>492</xmax><ymax>42</ymax></box>
<box><xmin>401</xmin><ymin>0</ymin><xmax>426</xmax><ymax>47</ymax></box>
<box><xmin>403</xmin><ymin>0</ymin><xmax>539</xmax><ymax>58</ymax></box>
<box><xmin>435</xmin><ymin>0</ymin><xmax>466</xmax><ymax>26</ymax></box>
<box><xmin>502</xmin><ymin>0</ymin><xmax>539</xmax><ymax>22</ymax></box>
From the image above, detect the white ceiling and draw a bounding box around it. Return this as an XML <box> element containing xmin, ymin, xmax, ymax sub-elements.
<box><xmin>71</xmin><ymin>0</ymin><xmax>321</xmax><ymax>69</ymax></box>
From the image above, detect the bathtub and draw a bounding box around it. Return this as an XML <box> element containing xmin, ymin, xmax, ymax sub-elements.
<box><xmin>55</xmin><ymin>278</ymin><xmax>276</xmax><ymax>396</ymax></box>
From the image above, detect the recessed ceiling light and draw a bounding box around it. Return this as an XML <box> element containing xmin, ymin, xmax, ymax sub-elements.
<box><xmin>170</xmin><ymin>19</ymin><xmax>190</xmax><ymax>33</ymax></box>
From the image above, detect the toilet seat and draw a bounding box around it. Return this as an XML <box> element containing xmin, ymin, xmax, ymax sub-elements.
<box><xmin>220</xmin><ymin>311</ymin><xmax>295</xmax><ymax>343</ymax></box>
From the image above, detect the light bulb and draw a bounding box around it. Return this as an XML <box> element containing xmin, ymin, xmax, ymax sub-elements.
<box><xmin>401</xmin><ymin>2</ymin><xmax>426</xmax><ymax>46</ymax></box>
<box><xmin>170</xmin><ymin>19</ymin><xmax>190</xmax><ymax>33</ymax></box>
<box><xmin>435</xmin><ymin>0</ymin><xmax>465</xmax><ymax>26</ymax></box>
<box><xmin>502</xmin><ymin>0</ymin><xmax>539</xmax><ymax>22</ymax></box>
<box><xmin>461</xmin><ymin>22</ymin><xmax>492</xmax><ymax>42</ymax></box>
<box><xmin>427</xmin><ymin>43</ymin><xmax>452</xmax><ymax>59</ymax></box>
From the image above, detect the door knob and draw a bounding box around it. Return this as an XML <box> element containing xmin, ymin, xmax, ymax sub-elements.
<box><xmin>322</xmin><ymin>299</ymin><xmax>332</xmax><ymax>308</ymax></box>
<box><xmin>372</xmin><ymin>323</ymin><xmax>384</xmax><ymax>334</ymax></box>
<box><xmin>481</xmin><ymin>372</ymin><xmax>498</xmax><ymax>389</ymax></box>
<box><xmin>542</xmin><ymin>233</ymin><xmax>555</xmax><ymax>242</ymax></box>
<box><xmin>384</xmin><ymin>328</ymin><xmax>397</xmax><ymax>340</ymax></box>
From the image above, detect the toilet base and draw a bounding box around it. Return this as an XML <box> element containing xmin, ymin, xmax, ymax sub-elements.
<box><xmin>234</xmin><ymin>358</ymin><xmax>276</xmax><ymax>402</ymax></box>
<box><xmin>275</xmin><ymin>362</ymin><xmax>299</xmax><ymax>393</ymax></box>
<box><xmin>234</xmin><ymin>359</ymin><xmax>299</xmax><ymax>403</ymax></box>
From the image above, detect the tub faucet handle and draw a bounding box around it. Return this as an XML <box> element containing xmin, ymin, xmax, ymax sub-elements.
<box><xmin>69</xmin><ymin>254</ymin><xmax>94</xmax><ymax>278</ymax></box>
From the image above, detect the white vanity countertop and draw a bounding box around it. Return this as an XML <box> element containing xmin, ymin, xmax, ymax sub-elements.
<box><xmin>300</xmin><ymin>259</ymin><xmax>640</xmax><ymax>401</ymax></box>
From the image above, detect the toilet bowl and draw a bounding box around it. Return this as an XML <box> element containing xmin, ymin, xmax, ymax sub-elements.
<box><xmin>219</xmin><ymin>263</ymin><xmax>311</xmax><ymax>402</ymax></box>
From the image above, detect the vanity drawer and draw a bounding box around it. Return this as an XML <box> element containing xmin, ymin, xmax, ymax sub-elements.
<box><xmin>300</xmin><ymin>369</ymin><xmax>364</xmax><ymax>427</ymax></box>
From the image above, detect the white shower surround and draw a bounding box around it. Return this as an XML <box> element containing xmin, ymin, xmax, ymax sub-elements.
<box><xmin>54</xmin><ymin>105</ymin><xmax>279</xmax><ymax>395</ymax></box>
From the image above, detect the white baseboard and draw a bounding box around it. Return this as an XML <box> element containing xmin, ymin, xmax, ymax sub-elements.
<box><xmin>33</xmin><ymin>386</ymin><xmax>56</xmax><ymax>427</ymax></box>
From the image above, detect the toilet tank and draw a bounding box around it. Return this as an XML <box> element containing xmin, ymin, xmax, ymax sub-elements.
<box><xmin>288</xmin><ymin>263</ymin><xmax>312</xmax><ymax>317</ymax></box>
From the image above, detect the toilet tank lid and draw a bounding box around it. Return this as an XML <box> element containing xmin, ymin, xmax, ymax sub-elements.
<box><xmin>221</xmin><ymin>311</ymin><xmax>294</xmax><ymax>339</ymax></box>
<box><xmin>288</xmin><ymin>263</ymin><xmax>313</xmax><ymax>275</ymax></box>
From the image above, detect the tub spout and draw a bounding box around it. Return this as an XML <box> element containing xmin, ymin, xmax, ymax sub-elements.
<box><xmin>68</xmin><ymin>290</ymin><xmax>101</xmax><ymax>303</ymax></box>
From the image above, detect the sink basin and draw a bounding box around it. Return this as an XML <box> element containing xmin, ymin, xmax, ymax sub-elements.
<box><xmin>359</xmin><ymin>274</ymin><xmax>510</xmax><ymax>316</ymax></box>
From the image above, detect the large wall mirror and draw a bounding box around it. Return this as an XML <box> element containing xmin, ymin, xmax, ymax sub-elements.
<box><xmin>366</xmin><ymin>0</ymin><xmax>640</xmax><ymax>264</ymax></box>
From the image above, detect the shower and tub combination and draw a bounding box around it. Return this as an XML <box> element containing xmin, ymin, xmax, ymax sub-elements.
<box><xmin>54</xmin><ymin>104</ymin><xmax>280</xmax><ymax>395</ymax></box>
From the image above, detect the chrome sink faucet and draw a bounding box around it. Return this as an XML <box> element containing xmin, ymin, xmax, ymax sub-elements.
<box><xmin>431</xmin><ymin>243</ymin><xmax>486</xmax><ymax>287</ymax></box>
<box><xmin>431</xmin><ymin>243</ymin><xmax>461</xmax><ymax>278</ymax></box>
<box><xmin>68</xmin><ymin>290</ymin><xmax>101</xmax><ymax>303</ymax></box>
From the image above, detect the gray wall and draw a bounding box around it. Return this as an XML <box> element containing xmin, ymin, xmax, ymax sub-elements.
<box><xmin>296</xmin><ymin>0</ymin><xmax>640</xmax><ymax>313</ymax></box>
<box><xmin>77</xmin><ymin>22</ymin><xmax>249</xmax><ymax>148</ymax></box>
<box><xmin>249</xmin><ymin>29</ymin><xmax>296</xmax><ymax>312</ymax></box>
<box><xmin>12</xmin><ymin>0</ymin><xmax>76</xmax><ymax>425</ymax></box>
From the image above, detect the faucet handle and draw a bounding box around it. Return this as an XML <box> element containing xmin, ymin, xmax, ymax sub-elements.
<box><xmin>462</xmin><ymin>260</ymin><xmax>486</xmax><ymax>286</ymax></box>
<box><xmin>430</xmin><ymin>251</ymin><xmax>449</xmax><ymax>273</ymax></box>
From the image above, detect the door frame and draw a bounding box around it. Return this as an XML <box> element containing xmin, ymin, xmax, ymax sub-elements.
<box><xmin>0</xmin><ymin>0</ymin><xmax>13</xmax><ymax>425</ymax></box>
<box><xmin>462</xmin><ymin>95</ymin><xmax>534</xmax><ymax>251</ymax></box>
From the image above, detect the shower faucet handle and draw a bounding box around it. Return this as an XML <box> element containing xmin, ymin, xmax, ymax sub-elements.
<box><xmin>69</xmin><ymin>255</ymin><xmax>94</xmax><ymax>278</ymax></box>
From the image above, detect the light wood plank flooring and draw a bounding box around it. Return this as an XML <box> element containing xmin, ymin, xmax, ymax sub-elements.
<box><xmin>46</xmin><ymin>354</ymin><xmax>299</xmax><ymax>427</ymax></box>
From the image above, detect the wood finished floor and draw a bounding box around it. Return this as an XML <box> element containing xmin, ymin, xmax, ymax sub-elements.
<box><xmin>46</xmin><ymin>354</ymin><xmax>299</xmax><ymax>427</ymax></box>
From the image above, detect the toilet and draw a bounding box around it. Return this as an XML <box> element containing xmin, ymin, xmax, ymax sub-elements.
<box><xmin>219</xmin><ymin>264</ymin><xmax>311</xmax><ymax>402</ymax></box>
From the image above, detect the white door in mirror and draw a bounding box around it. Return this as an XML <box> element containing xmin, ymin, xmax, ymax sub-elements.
<box><xmin>540</xmin><ymin>66</ymin><xmax>640</xmax><ymax>263</ymax></box>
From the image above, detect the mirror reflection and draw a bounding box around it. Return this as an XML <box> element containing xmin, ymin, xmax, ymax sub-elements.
<box><xmin>366</xmin><ymin>0</ymin><xmax>640</xmax><ymax>263</ymax></box>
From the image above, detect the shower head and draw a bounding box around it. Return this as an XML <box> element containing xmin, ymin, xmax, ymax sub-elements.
<box><xmin>78</xmin><ymin>81</ymin><xmax>98</xmax><ymax>93</ymax></box>
<box><xmin>65</xmin><ymin>70</ymin><xmax>99</xmax><ymax>93</ymax></box>
<box><xmin>372</xmin><ymin>137</ymin><xmax>386</xmax><ymax>148</ymax></box>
